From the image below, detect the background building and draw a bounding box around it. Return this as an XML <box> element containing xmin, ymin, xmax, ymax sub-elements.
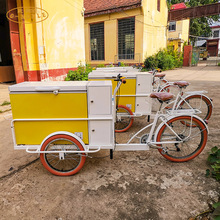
<box><xmin>84</xmin><ymin>0</ymin><xmax>168</xmax><ymax>66</ymax></box>
<box><xmin>207</xmin><ymin>21</ymin><xmax>220</xmax><ymax>56</ymax></box>
<box><xmin>167</xmin><ymin>3</ymin><xmax>190</xmax><ymax>52</ymax></box>
<box><xmin>0</xmin><ymin>0</ymin><xmax>85</xmax><ymax>83</ymax></box>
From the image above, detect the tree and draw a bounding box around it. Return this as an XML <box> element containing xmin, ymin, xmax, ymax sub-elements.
<box><xmin>167</xmin><ymin>0</ymin><xmax>220</xmax><ymax>43</ymax></box>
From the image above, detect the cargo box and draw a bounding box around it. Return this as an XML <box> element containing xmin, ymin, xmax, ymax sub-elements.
<box><xmin>9</xmin><ymin>81</ymin><xmax>114</xmax><ymax>149</ymax></box>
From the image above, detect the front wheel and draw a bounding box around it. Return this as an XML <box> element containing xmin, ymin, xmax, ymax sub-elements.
<box><xmin>40</xmin><ymin>134</ymin><xmax>86</xmax><ymax>176</ymax></box>
<box><xmin>156</xmin><ymin>116</ymin><xmax>208</xmax><ymax>162</ymax></box>
<box><xmin>115</xmin><ymin>105</ymin><xmax>134</xmax><ymax>133</ymax></box>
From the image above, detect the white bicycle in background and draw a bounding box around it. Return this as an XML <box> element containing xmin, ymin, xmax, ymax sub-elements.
<box><xmin>151</xmin><ymin>69</ymin><xmax>213</xmax><ymax>122</ymax></box>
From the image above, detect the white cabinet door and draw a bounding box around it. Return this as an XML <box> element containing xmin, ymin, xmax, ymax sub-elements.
<box><xmin>135</xmin><ymin>97</ymin><xmax>152</xmax><ymax>114</ymax></box>
<box><xmin>88</xmin><ymin>86</ymin><xmax>112</xmax><ymax>116</ymax></box>
<box><xmin>136</xmin><ymin>74</ymin><xmax>152</xmax><ymax>94</ymax></box>
<box><xmin>89</xmin><ymin>121</ymin><xmax>113</xmax><ymax>148</ymax></box>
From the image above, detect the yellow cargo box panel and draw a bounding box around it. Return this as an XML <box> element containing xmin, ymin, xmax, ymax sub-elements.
<box><xmin>9</xmin><ymin>81</ymin><xmax>88</xmax><ymax>119</ymax></box>
<box><xmin>10</xmin><ymin>93</ymin><xmax>87</xmax><ymax>119</ymax></box>
<box><xmin>14</xmin><ymin>120</ymin><xmax>88</xmax><ymax>145</ymax></box>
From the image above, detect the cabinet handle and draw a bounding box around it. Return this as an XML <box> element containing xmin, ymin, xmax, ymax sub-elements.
<box><xmin>92</xmin><ymin>129</ymin><xmax>95</xmax><ymax>132</ymax></box>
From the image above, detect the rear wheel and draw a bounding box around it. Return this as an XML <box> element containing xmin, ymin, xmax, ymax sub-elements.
<box><xmin>40</xmin><ymin>134</ymin><xmax>86</xmax><ymax>176</ymax></box>
<box><xmin>177</xmin><ymin>95</ymin><xmax>212</xmax><ymax>121</ymax></box>
<box><xmin>115</xmin><ymin>105</ymin><xmax>134</xmax><ymax>133</ymax></box>
<box><xmin>156</xmin><ymin>116</ymin><xmax>208</xmax><ymax>162</ymax></box>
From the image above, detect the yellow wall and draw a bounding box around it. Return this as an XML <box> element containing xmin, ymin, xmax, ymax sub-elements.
<box><xmin>18</xmin><ymin>0</ymin><xmax>85</xmax><ymax>72</ymax></box>
<box><xmin>84</xmin><ymin>0</ymin><xmax>168</xmax><ymax>65</ymax></box>
<box><xmin>142</xmin><ymin>0</ymin><xmax>168</xmax><ymax>59</ymax></box>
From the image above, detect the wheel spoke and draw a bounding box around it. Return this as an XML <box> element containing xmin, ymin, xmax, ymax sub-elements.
<box><xmin>40</xmin><ymin>135</ymin><xmax>86</xmax><ymax>175</ymax></box>
<box><xmin>157</xmin><ymin>116</ymin><xmax>207</xmax><ymax>162</ymax></box>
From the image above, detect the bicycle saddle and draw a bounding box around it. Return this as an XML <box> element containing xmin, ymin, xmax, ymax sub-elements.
<box><xmin>173</xmin><ymin>81</ymin><xmax>189</xmax><ymax>88</ymax></box>
<box><xmin>150</xmin><ymin>92</ymin><xmax>173</xmax><ymax>102</ymax></box>
<box><xmin>155</xmin><ymin>73</ymin><xmax>166</xmax><ymax>78</ymax></box>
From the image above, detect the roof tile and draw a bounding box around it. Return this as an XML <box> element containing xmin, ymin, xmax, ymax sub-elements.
<box><xmin>84</xmin><ymin>0</ymin><xmax>141</xmax><ymax>14</ymax></box>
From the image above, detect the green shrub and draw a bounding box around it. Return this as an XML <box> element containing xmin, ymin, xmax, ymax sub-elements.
<box><xmin>97</xmin><ymin>64</ymin><xmax>105</xmax><ymax>68</ymax></box>
<box><xmin>206</xmin><ymin>146</ymin><xmax>220</xmax><ymax>181</ymax></box>
<box><xmin>65</xmin><ymin>63</ymin><xmax>93</xmax><ymax>81</ymax></box>
<box><xmin>144</xmin><ymin>47</ymin><xmax>183</xmax><ymax>71</ymax></box>
<box><xmin>120</xmin><ymin>62</ymin><xmax>126</xmax><ymax>67</ymax></box>
<box><xmin>144</xmin><ymin>55</ymin><xmax>158</xmax><ymax>70</ymax></box>
<box><xmin>218</xmin><ymin>63</ymin><xmax>220</xmax><ymax>66</ymax></box>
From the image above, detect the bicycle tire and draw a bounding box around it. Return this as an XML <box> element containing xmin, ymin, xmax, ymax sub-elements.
<box><xmin>40</xmin><ymin>134</ymin><xmax>86</xmax><ymax>176</ymax></box>
<box><xmin>177</xmin><ymin>95</ymin><xmax>212</xmax><ymax>121</ymax></box>
<box><xmin>156</xmin><ymin>116</ymin><xmax>208</xmax><ymax>162</ymax></box>
<box><xmin>115</xmin><ymin>105</ymin><xmax>134</xmax><ymax>133</ymax></box>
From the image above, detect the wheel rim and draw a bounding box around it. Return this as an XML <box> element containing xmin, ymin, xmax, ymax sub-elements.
<box><xmin>44</xmin><ymin>138</ymin><xmax>82</xmax><ymax>173</ymax></box>
<box><xmin>115</xmin><ymin>105</ymin><xmax>134</xmax><ymax>132</ymax></box>
<box><xmin>157</xmin><ymin>116</ymin><xmax>207</xmax><ymax>162</ymax></box>
<box><xmin>40</xmin><ymin>135</ymin><xmax>86</xmax><ymax>176</ymax></box>
<box><xmin>178</xmin><ymin>95</ymin><xmax>212</xmax><ymax>121</ymax></box>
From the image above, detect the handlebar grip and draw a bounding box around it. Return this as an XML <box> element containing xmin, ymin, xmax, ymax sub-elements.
<box><xmin>122</xmin><ymin>79</ymin><xmax>126</xmax><ymax>84</ymax></box>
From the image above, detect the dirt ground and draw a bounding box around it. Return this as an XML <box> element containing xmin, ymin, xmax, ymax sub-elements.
<box><xmin>0</xmin><ymin>65</ymin><xmax>220</xmax><ymax>220</ymax></box>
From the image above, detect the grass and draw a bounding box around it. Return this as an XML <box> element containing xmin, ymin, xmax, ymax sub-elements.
<box><xmin>1</xmin><ymin>101</ymin><xmax>10</xmax><ymax>106</ymax></box>
<box><xmin>0</xmin><ymin>109</ymin><xmax>11</xmax><ymax>114</ymax></box>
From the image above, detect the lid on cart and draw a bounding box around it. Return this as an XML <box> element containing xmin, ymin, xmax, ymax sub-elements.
<box><xmin>9</xmin><ymin>81</ymin><xmax>89</xmax><ymax>92</ymax></box>
<box><xmin>88</xmin><ymin>71</ymin><xmax>137</xmax><ymax>79</ymax></box>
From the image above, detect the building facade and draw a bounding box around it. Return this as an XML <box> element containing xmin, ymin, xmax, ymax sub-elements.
<box><xmin>1</xmin><ymin>0</ymin><xmax>85</xmax><ymax>83</ymax></box>
<box><xmin>84</xmin><ymin>0</ymin><xmax>168</xmax><ymax>66</ymax></box>
<box><xmin>207</xmin><ymin>23</ymin><xmax>220</xmax><ymax>56</ymax></box>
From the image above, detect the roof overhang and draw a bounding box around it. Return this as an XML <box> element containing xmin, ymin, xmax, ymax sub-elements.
<box><xmin>84</xmin><ymin>3</ymin><xmax>142</xmax><ymax>18</ymax></box>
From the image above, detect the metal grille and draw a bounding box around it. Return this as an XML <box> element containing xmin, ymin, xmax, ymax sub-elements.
<box><xmin>90</xmin><ymin>23</ymin><xmax>104</xmax><ymax>60</ymax></box>
<box><xmin>118</xmin><ymin>17</ymin><xmax>135</xmax><ymax>60</ymax></box>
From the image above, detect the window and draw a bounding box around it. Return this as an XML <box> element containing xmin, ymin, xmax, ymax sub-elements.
<box><xmin>213</xmin><ymin>30</ymin><xmax>219</xmax><ymax>38</ymax></box>
<box><xmin>118</xmin><ymin>17</ymin><xmax>135</xmax><ymax>60</ymax></box>
<box><xmin>157</xmin><ymin>0</ymin><xmax>160</xmax><ymax>12</ymax></box>
<box><xmin>90</xmin><ymin>23</ymin><xmax>104</xmax><ymax>60</ymax></box>
<box><xmin>169</xmin><ymin>21</ymin><xmax>176</xmax><ymax>31</ymax></box>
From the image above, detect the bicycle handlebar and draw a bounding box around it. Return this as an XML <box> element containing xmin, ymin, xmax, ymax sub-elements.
<box><xmin>151</xmin><ymin>68</ymin><xmax>162</xmax><ymax>76</ymax></box>
<box><xmin>113</xmin><ymin>74</ymin><xmax>126</xmax><ymax>83</ymax></box>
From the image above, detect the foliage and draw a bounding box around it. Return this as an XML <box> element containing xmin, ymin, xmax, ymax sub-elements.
<box><xmin>97</xmin><ymin>64</ymin><xmax>105</xmax><ymax>68</ymax></box>
<box><xmin>65</xmin><ymin>63</ymin><xmax>93</xmax><ymax>81</ymax></box>
<box><xmin>143</xmin><ymin>56</ymin><xmax>158</xmax><ymax>70</ymax></box>
<box><xmin>167</xmin><ymin>0</ymin><xmax>220</xmax><ymax>43</ymax></box>
<box><xmin>143</xmin><ymin>47</ymin><xmax>183</xmax><ymax>71</ymax></box>
<box><xmin>119</xmin><ymin>62</ymin><xmax>125</xmax><ymax>67</ymax></box>
<box><xmin>206</xmin><ymin>146</ymin><xmax>220</xmax><ymax>181</ymax></box>
<box><xmin>218</xmin><ymin>63</ymin><xmax>220</xmax><ymax>67</ymax></box>
<box><xmin>189</xmin><ymin>198</ymin><xmax>220</xmax><ymax>220</ymax></box>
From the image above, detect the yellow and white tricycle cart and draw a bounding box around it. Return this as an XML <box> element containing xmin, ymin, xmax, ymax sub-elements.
<box><xmin>9</xmin><ymin>75</ymin><xmax>209</xmax><ymax>176</ymax></box>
